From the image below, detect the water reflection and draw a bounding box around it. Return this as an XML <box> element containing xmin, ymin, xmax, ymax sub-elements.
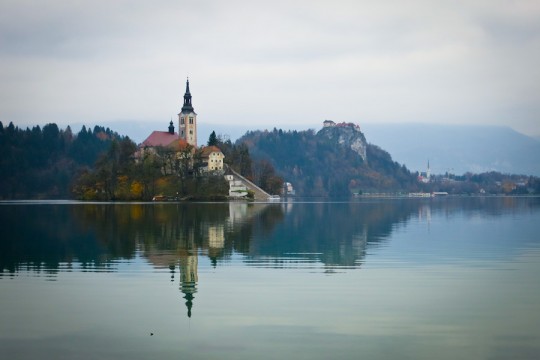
<box><xmin>1</xmin><ymin>197</ymin><xmax>539</xmax><ymax>317</ymax></box>
<box><xmin>2</xmin><ymin>198</ymin><xmax>539</xmax><ymax>273</ymax></box>
<box><xmin>2</xmin><ymin>198</ymin><xmax>540</xmax><ymax>359</ymax></box>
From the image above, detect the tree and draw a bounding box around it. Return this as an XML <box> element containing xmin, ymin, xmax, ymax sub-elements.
<box><xmin>207</xmin><ymin>131</ymin><xmax>218</xmax><ymax>146</ymax></box>
<box><xmin>253</xmin><ymin>159</ymin><xmax>283</xmax><ymax>195</ymax></box>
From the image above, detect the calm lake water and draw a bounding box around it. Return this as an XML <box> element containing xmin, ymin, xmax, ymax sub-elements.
<box><xmin>1</xmin><ymin>198</ymin><xmax>540</xmax><ymax>359</ymax></box>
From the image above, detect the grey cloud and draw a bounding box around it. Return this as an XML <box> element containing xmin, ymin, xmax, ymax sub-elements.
<box><xmin>0</xmin><ymin>0</ymin><xmax>539</xmax><ymax>137</ymax></box>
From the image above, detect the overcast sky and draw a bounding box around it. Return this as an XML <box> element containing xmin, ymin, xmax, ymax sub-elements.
<box><xmin>1</xmin><ymin>0</ymin><xmax>539</xmax><ymax>137</ymax></box>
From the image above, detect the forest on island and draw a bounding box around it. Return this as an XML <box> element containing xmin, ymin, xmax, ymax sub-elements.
<box><xmin>72</xmin><ymin>129</ymin><xmax>284</xmax><ymax>201</ymax></box>
<box><xmin>0</xmin><ymin>122</ymin><xmax>225</xmax><ymax>200</ymax></box>
<box><xmin>0</xmin><ymin>123</ymin><xmax>280</xmax><ymax>200</ymax></box>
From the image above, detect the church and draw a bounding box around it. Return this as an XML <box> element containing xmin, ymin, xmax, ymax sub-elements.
<box><xmin>138</xmin><ymin>79</ymin><xmax>224</xmax><ymax>172</ymax></box>
<box><xmin>178</xmin><ymin>79</ymin><xmax>198</xmax><ymax>147</ymax></box>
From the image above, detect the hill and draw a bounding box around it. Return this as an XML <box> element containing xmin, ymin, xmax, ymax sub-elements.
<box><xmin>362</xmin><ymin>124</ymin><xmax>540</xmax><ymax>176</ymax></box>
<box><xmin>237</xmin><ymin>124</ymin><xmax>418</xmax><ymax>197</ymax></box>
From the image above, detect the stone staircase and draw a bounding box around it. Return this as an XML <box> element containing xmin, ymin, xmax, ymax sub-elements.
<box><xmin>227</xmin><ymin>167</ymin><xmax>272</xmax><ymax>201</ymax></box>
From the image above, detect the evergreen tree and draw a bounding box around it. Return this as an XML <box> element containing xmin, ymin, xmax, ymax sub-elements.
<box><xmin>0</xmin><ymin>122</ymin><xmax>124</xmax><ymax>199</ymax></box>
<box><xmin>207</xmin><ymin>131</ymin><xmax>218</xmax><ymax>146</ymax></box>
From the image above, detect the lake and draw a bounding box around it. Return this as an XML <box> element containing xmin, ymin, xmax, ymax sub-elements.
<box><xmin>1</xmin><ymin>197</ymin><xmax>540</xmax><ymax>359</ymax></box>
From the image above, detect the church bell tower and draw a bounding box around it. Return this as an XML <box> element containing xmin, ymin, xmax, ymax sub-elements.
<box><xmin>178</xmin><ymin>79</ymin><xmax>197</xmax><ymax>147</ymax></box>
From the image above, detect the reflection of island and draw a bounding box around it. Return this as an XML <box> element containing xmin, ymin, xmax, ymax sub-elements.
<box><xmin>145</xmin><ymin>249</ymin><xmax>198</xmax><ymax>318</ymax></box>
<box><xmin>142</xmin><ymin>202</ymin><xmax>281</xmax><ymax>317</ymax></box>
<box><xmin>2</xmin><ymin>197</ymin><xmax>539</xmax><ymax>320</ymax></box>
<box><xmin>2</xmin><ymin>197</ymin><xmax>538</xmax><ymax>285</ymax></box>
<box><xmin>179</xmin><ymin>250</ymin><xmax>197</xmax><ymax>318</ymax></box>
<box><xmin>136</xmin><ymin>200</ymin><xmax>436</xmax><ymax>278</ymax></box>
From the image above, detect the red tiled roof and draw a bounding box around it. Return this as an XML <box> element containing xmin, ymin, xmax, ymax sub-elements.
<box><xmin>169</xmin><ymin>138</ymin><xmax>194</xmax><ymax>152</ymax></box>
<box><xmin>200</xmin><ymin>145</ymin><xmax>222</xmax><ymax>157</ymax></box>
<box><xmin>141</xmin><ymin>131</ymin><xmax>178</xmax><ymax>147</ymax></box>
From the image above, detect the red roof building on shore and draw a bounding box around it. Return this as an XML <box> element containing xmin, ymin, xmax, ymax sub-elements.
<box><xmin>141</xmin><ymin>131</ymin><xmax>178</xmax><ymax>147</ymax></box>
<box><xmin>141</xmin><ymin>121</ymin><xmax>178</xmax><ymax>147</ymax></box>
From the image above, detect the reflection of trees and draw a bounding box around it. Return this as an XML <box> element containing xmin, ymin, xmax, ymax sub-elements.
<box><xmin>74</xmin><ymin>204</ymin><xmax>139</xmax><ymax>259</ymax></box>
<box><xmin>2</xmin><ymin>197</ymin><xmax>537</xmax><ymax>276</ymax></box>
<box><xmin>132</xmin><ymin>203</ymin><xmax>283</xmax><ymax>256</ymax></box>
<box><xmin>0</xmin><ymin>202</ymin><xmax>283</xmax><ymax>275</ymax></box>
<box><xmin>427</xmin><ymin>196</ymin><xmax>540</xmax><ymax>217</ymax></box>
<box><xmin>0</xmin><ymin>205</ymin><xmax>107</xmax><ymax>274</ymax></box>
<box><xmin>243</xmin><ymin>197</ymin><xmax>540</xmax><ymax>269</ymax></box>
<box><xmin>244</xmin><ymin>201</ymin><xmax>421</xmax><ymax>268</ymax></box>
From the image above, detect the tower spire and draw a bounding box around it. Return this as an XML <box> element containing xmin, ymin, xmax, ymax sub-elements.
<box><xmin>178</xmin><ymin>78</ymin><xmax>198</xmax><ymax>147</ymax></box>
<box><xmin>181</xmin><ymin>78</ymin><xmax>194</xmax><ymax>113</ymax></box>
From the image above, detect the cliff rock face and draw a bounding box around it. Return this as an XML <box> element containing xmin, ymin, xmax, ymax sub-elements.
<box><xmin>317</xmin><ymin>123</ymin><xmax>367</xmax><ymax>162</ymax></box>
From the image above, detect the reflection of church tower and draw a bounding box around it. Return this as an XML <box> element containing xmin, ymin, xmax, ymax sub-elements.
<box><xmin>208</xmin><ymin>225</ymin><xmax>225</xmax><ymax>267</ymax></box>
<box><xmin>179</xmin><ymin>250</ymin><xmax>198</xmax><ymax>318</ymax></box>
<box><xmin>178</xmin><ymin>79</ymin><xmax>198</xmax><ymax>147</ymax></box>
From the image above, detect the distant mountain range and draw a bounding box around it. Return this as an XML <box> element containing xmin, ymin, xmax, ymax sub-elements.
<box><xmin>84</xmin><ymin>121</ymin><xmax>540</xmax><ymax>176</ymax></box>
<box><xmin>361</xmin><ymin>124</ymin><xmax>540</xmax><ymax>176</ymax></box>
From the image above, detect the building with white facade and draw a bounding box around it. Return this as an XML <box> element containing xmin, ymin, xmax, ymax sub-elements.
<box><xmin>201</xmin><ymin>146</ymin><xmax>225</xmax><ymax>172</ymax></box>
